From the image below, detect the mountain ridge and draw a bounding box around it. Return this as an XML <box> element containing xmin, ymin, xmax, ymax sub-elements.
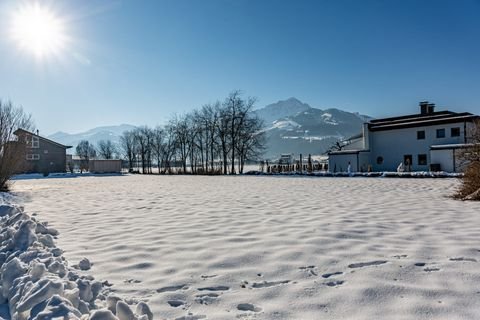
<box><xmin>48</xmin><ymin>98</ymin><xmax>372</xmax><ymax>157</ymax></box>
<box><xmin>48</xmin><ymin>124</ymin><xmax>137</xmax><ymax>152</ymax></box>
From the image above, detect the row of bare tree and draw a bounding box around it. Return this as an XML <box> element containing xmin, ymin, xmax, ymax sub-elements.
<box><xmin>118</xmin><ymin>91</ymin><xmax>266</xmax><ymax>174</ymax></box>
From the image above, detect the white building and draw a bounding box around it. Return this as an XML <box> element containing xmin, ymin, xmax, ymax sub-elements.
<box><xmin>328</xmin><ymin>102</ymin><xmax>479</xmax><ymax>172</ymax></box>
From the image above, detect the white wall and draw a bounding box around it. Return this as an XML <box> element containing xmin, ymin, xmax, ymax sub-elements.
<box><xmin>328</xmin><ymin>153</ymin><xmax>358</xmax><ymax>172</ymax></box>
<box><xmin>369</xmin><ymin>122</ymin><xmax>467</xmax><ymax>171</ymax></box>
<box><xmin>343</xmin><ymin>137</ymin><xmax>364</xmax><ymax>151</ymax></box>
<box><xmin>430</xmin><ymin>149</ymin><xmax>454</xmax><ymax>172</ymax></box>
<box><xmin>328</xmin><ymin>152</ymin><xmax>375</xmax><ymax>172</ymax></box>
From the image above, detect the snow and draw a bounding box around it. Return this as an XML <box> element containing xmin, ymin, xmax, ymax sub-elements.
<box><xmin>245</xmin><ymin>171</ymin><xmax>463</xmax><ymax>178</ymax></box>
<box><xmin>281</xmin><ymin>135</ymin><xmax>343</xmax><ymax>142</ymax></box>
<box><xmin>321</xmin><ymin>112</ymin><xmax>339</xmax><ymax>125</ymax></box>
<box><xmin>8</xmin><ymin>175</ymin><xmax>480</xmax><ymax>319</ymax></box>
<box><xmin>270</xmin><ymin>120</ymin><xmax>301</xmax><ymax>130</ymax></box>
<box><xmin>0</xmin><ymin>203</ymin><xmax>153</xmax><ymax>319</ymax></box>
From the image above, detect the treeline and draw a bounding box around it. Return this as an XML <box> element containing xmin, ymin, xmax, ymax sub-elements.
<box><xmin>118</xmin><ymin>91</ymin><xmax>265</xmax><ymax>174</ymax></box>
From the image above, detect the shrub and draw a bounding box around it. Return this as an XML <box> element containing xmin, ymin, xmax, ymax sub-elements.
<box><xmin>455</xmin><ymin>162</ymin><xmax>480</xmax><ymax>200</ymax></box>
<box><xmin>455</xmin><ymin>120</ymin><xmax>480</xmax><ymax>201</ymax></box>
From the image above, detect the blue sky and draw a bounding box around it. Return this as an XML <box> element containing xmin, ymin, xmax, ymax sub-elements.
<box><xmin>0</xmin><ymin>0</ymin><xmax>479</xmax><ymax>135</ymax></box>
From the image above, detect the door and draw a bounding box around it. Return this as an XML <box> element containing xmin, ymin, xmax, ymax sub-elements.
<box><xmin>404</xmin><ymin>154</ymin><xmax>412</xmax><ymax>171</ymax></box>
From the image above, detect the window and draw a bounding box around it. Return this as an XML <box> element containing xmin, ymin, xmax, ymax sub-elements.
<box><xmin>376</xmin><ymin>156</ymin><xmax>383</xmax><ymax>165</ymax></box>
<box><xmin>26</xmin><ymin>154</ymin><xmax>40</xmax><ymax>160</ymax></box>
<box><xmin>417</xmin><ymin>130</ymin><xmax>425</xmax><ymax>140</ymax></box>
<box><xmin>451</xmin><ymin>127</ymin><xmax>460</xmax><ymax>137</ymax></box>
<box><xmin>32</xmin><ymin>136</ymin><xmax>39</xmax><ymax>148</ymax></box>
<box><xmin>418</xmin><ymin>154</ymin><xmax>427</xmax><ymax>165</ymax></box>
<box><xmin>25</xmin><ymin>135</ymin><xmax>39</xmax><ymax>148</ymax></box>
<box><xmin>44</xmin><ymin>149</ymin><xmax>48</xmax><ymax>154</ymax></box>
<box><xmin>436</xmin><ymin>128</ymin><xmax>445</xmax><ymax>138</ymax></box>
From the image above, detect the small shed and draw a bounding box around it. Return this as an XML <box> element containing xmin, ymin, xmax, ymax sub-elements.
<box><xmin>328</xmin><ymin>149</ymin><xmax>370</xmax><ymax>173</ymax></box>
<box><xmin>430</xmin><ymin>144</ymin><xmax>472</xmax><ymax>172</ymax></box>
<box><xmin>88</xmin><ymin>160</ymin><xmax>122</xmax><ymax>173</ymax></box>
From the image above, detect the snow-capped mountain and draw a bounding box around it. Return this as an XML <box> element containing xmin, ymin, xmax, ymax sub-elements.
<box><xmin>254</xmin><ymin>97</ymin><xmax>312</xmax><ymax>124</ymax></box>
<box><xmin>255</xmin><ymin>98</ymin><xmax>372</xmax><ymax>158</ymax></box>
<box><xmin>48</xmin><ymin>124</ymin><xmax>136</xmax><ymax>151</ymax></box>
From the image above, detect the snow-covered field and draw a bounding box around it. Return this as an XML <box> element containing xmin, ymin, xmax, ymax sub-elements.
<box><xmin>10</xmin><ymin>175</ymin><xmax>480</xmax><ymax>320</ymax></box>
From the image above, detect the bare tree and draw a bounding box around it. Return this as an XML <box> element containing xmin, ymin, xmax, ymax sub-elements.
<box><xmin>97</xmin><ymin>140</ymin><xmax>117</xmax><ymax>159</ymax></box>
<box><xmin>171</xmin><ymin>116</ymin><xmax>190</xmax><ymax>173</ymax></box>
<box><xmin>202</xmin><ymin>102</ymin><xmax>220</xmax><ymax>173</ymax></box>
<box><xmin>162</xmin><ymin>124</ymin><xmax>177</xmax><ymax>173</ymax></box>
<box><xmin>222</xmin><ymin>91</ymin><xmax>260</xmax><ymax>174</ymax></box>
<box><xmin>0</xmin><ymin>101</ymin><xmax>34</xmax><ymax>190</ymax></box>
<box><xmin>235</xmin><ymin>115</ymin><xmax>266</xmax><ymax>173</ymax></box>
<box><xmin>151</xmin><ymin>126</ymin><xmax>165</xmax><ymax>173</ymax></box>
<box><xmin>119</xmin><ymin>130</ymin><xmax>136</xmax><ymax>171</ymax></box>
<box><xmin>132</xmin><ymin>127</ymin><xmax>153</xmax><ymax>174</ymax></box>
<box><xmin>216</xmin><ymin>103</ymin><xmax>231</xmax><ymax>174</ymax></box>
<box><xmin>76</xmin><ymin>140</ymin><xmax>97</xmax><ymax>173</ymax></box>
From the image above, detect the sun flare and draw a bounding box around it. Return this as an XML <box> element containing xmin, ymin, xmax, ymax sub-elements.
<box><xmin>10</xmin><ymin>3</ymin><xmax>66</xmax><ymax>58</ymax></box>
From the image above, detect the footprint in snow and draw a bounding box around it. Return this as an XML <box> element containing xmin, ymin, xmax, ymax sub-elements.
<box><xmin>348</xmin><ymin>260</ymin><xmax>387</xmax><ymax>268</ymax></box>
<box><xmin>157</xmin><ymin>284</ymin><xmax>189</xmax><ymax>293</ymax></box>
<box><xmin>414</xmin><ymin>263</ymin><xmax>426</xmax><ymax>267</ymax></box>
<box><xmin>324</xmin><ymin>280</ymin><xmax>345</xmax><ymax>287</ymax></box>
<box><xmin>124</xmin><ymin>278</ymin><xmax>141</xmax><ymax>284</ymax></box>
<box><xmin>424</xmin><ymin>267</ymin><xmax>440</xmax><ymax>272</ymax></box>
<box><xmin>195</xmin><ymin>293</ymin><xmax>219</xmax><ymax>305</ymax></box>
<box><xmin>197</xmin><ymin>285</ymin><xmax>230</xmax><ymax>291</ymax></box>
<box><xmin>449</xmin><ymin>257</ymin><xmax>477</xmax><ymax>262</ymax></box>
<box><xmin>168</xmin><ymin>300</ymin><xmax>186</xmax><ymax>308</ymax></box>
<box><xmin>237</xmin><ymin>303</ymin><xmax>262</xmax><ymax>312</ymax></box>
<box><xmin>299</xmin><ymin>265</ymin><xmax>315</xmax><ymax>270</ymax></box>
<box><xmin>175</xmin><ymin>314</ymin><xmax>206</xmax><ymax>320</ymax></box>
<box><xmin>251</xmin><ymin>280</ymin><xmax>290</xmax><ymax>289</ymax></box>
<box><xmin>322</xmin><ymin>271</ymin><xmax>343</xmax><ymax>279</ymax></box>
<box><xmin>299</xmin><ymin>265</ymin><xmax>318</xmax><ymax>276</ymax></box>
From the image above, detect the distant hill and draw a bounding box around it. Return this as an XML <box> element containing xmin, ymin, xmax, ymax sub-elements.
<box><xmin>255</xmin><ymin>98</ymin><xmax>372</xmax><ymax>159</ymax></box>
<box><xmin>48</xmin><ymin>124</ymin><xmax>136</xmax><ymax>152</ymax></box>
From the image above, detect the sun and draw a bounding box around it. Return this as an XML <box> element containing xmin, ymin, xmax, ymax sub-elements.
<box><xmin>10</xmin><ymin>3</ymin><xmax>67</xmax><ymax>58</ymax></box>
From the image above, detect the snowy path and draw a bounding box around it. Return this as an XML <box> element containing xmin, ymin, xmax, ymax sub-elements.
<box><xmin>12</xmin><ymin>175</ymin><xmax>480</xmax><ymax>319</ymax></box>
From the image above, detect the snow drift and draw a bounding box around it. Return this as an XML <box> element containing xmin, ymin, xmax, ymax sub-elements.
<box><xmin>0</xmin><ymin>204</ymin><xmax>153</xmax><ymax>320</ymax></box>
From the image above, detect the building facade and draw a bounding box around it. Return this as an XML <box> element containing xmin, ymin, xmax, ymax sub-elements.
<box><xmin>328</xmin><ymin>102</ymin><xmax>479</xmax><ymax>172</ymax></box>
<box><xmin>14</xmin><ymin>129</ymin><xmax>72</xmax><ymax>174</ymax></box>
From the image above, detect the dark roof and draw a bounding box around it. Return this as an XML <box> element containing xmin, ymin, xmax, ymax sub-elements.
<box><xmin>368</xmin><ymin>111</ymin><xmax>478</xmax><ymax>132</ymax></box>
<box><xmin>14</xmin><ymin>128</ymin><xmax>72</xmax><ymax>149</ymax></box>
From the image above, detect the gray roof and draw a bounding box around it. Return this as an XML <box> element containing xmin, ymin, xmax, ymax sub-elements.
<box><xmin>14</xmin><ymin>128</ymin><xmax>72</xmax><ymax>149</ymax></box>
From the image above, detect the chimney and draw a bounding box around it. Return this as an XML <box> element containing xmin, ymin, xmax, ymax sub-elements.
<box><xmin>427</xmin><ymin>103</ymin><xmax>435</xmax><ymax>114</ymax></box>
<box><xmin>36</xmin><ymin>129</ymin><xmax>39</xmax><ymax>136</ymax></box>
<box><xmin>419</xmin><ymin>101</ymin><xmax>429</xmax><ymax>115</ymax></box>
